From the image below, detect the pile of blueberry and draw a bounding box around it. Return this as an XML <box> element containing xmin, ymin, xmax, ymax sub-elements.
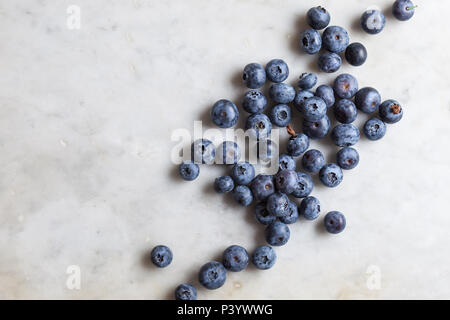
<box><xmin>155</xmin><ymin>1</ymin><xmax>413</xmax><ymax>300</ymax></box>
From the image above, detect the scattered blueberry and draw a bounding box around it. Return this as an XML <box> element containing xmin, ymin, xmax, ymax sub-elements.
<box><xmin>252</xmin><ymin>245</ymin><xmax>277</xmax><ymax>270</ymax></box>
<box><xmin>179</xmin><ymin>161</ymin><xmax>200</xmax><ymax>181</ymax></box>
<box><xmin>151</xmin><ymin>245</ymin><xmax>173</xmax><ymax>268</ymax></box>
<box><xmin>360</xmin><ymin>10</ymin><xmax>386</xmax><ymax>34</ymax></box>
<box><xmin>345</xmin><ymin>42</ymin><xmax>367</xmax><ymax>67</ymax></box>
<box><xmin>232</xmin><ymin>185</ymin><xmax>254</xmax><ymax>206</ymax></box>
<box><xmin>174</xmin><ymin>284</ymin><xmax>197</xmax><ymax>300</ymax></box>
<box><xmin>266</xmin><ymin>192</ymin><xmax>290</xmax><ymax>217</ymax></box>
<box><xmin>291</xmin><ymin>172</ymin><xmax>314</xmax><ymax>199</ymax></box>
<box><xmin>322</xmin><ymin>26</ymin><xmax>349</xmax><ymax>53</ymax></box>
<box><xmin>214</xmin><ymin>176</ymin><xmax>235</xmax><ymax>193</ymax></box>
<box><xmin>336</xmin><ymin>147</ymin><xmax>360</xmax><ymax>170</ymax></box>
<box><xmin>243</xmin><ymin>63</ymin><xmax>266</xmax><ymax>89</ymax></box>
<box><xmin>254</xmin><ymin>202</ymin><xmax>276</xmax><ymax>225</ymax></box>
<box><xmin>250</xmin><ymin>175</ymin><xmax>276</xmax><ymax>201</ymax></box>
<box><xmin>278</xmin><ymin>154</ymin><xmax>296</xmax><ymax>171</ymax></box>
<box><xmin>393</xmin><ymin>0</ymin><xmax>416</xmax><ymax>21</ymax></box>
<box><xmin>307</xmin><ymin>6</ymin><xmax>331</xmax><ymax>30</ymax></box>
<box><xmin>331</xmin><ymin>124</ymin><xmax>360</xmax><ymax>147</ymax></box>
<box><xmin>303</xmin><ymin>115</ymin><xmax>331</xmax><ymax>139</ymax></box>
<box><xmin>333</xmin><ymin>74</ymin><xmax>358</xmax><ymax>99</ymax></box>
<box><xmin>355</xmin><ymin>87</ymin><xmax>381</xmax><ymax>114</ymax></box>
<box><xmin>318</xmin><ymin>52</ymin><xmax>342</xmax><ymax>73</ymax></box>
<box><xmin>334</xmin><ymin>99</ymin><xmax>357</xmax><ymax>124</ymax></box>
<box><xmin>363</xmin><ymin>117</ymin><xmax>386</xmax><ymax>141</ymax></box>
<box><xmin>319</xmin><ymin>163</ymin><xmax>343</xmax><ymax>188</ymax></box>
<box><xmin>300</xmin><ymin>29</ymin><xmax>322</xmax><ymax>54</ymax></box>
<box><xmin>211</xmin><ymin>99</ymin><xmax>239</xmax><ymax>128</ymax></box>
<box><xmin>198</xmin><ymin>261</ymin><xmax>227</xmax><ymax>290</ymax></box>
<box><xmin>315</xmin><ymin>85</ymin><xmax>335</xmax><ymax>108</ymax></box>
<box><xmin>222</xmin><ymin>245</ymin><xmax>249</xmax><ymax>272</ymax></box>
<box><xmin>219</xmin><ymin>141</ymin><xmax>241</xmax><ymax>165</ymax></box>
<box><xmin>265</xmin><ymin>221</ymin><xmax>290</xmax><ymax>246</ymax></box>
<box><xmin>242</xmin><ymin>90</ymin><xmax>268</xmax><ymax>114</ymax></box>
<box><xmin>275</xmin><ymin>170</ymin><xmax>298</xmax><ymax>194</ymax></box>
<box><xmin>287</xmin><ymin>133</ymin><xmax>310</xmax><ymax>157</ymax></box>
<box><xmin>298</xmin><ymin>73</ymin><xmax>318</xmax><ymax>90</ymax></box>
<box><xmin>231</xmin><ymin>162</ymin><xmax>255</xmax><ymax>185</ymax></box>
<box><xmin>379</xmin><ymin>99</ymin><xmax>404</xmax><ymax>123</ymax></box>
<box><xmin>280</xmin><ymin>201</ymin><xmax>299</xmax><ymax>224</ymax></box>
<box><xmin>269</xmin><ymin>104</ymin><xmax>292</xmax><ymax>127</ymax></box>
<box><xmin>300</xmin><ymin>97</ymin><xmax>328</xmax><ymax>122</ymax></box>
<box><xmin>302</xmin><ymin>149</ymin><xmax>325</xmax><ymax>173</ymax></box>
<box><xmin>324</xmin><ymin>211</ymin><xmax>346</xmax><ymax>234</ymax></box>
<box><xmin>299</xmin><ymin>196</ymin><xmax>321</xmax><ymax>220</ymax></box>
<box><xmin>246</xmin><ymin>113</ymin><xmax>272</xmax><ymax>140</ymax></box>
<box><xmin>269</xmin><ymin>83</ymin><xmax>296</xmax><ymax>104</ymax></box>
<box><xmin>191</xmin><ymin>139</ymin><xmax>216</xmax><ymax>164</ymax></box>
<box><xmin>266</xmin><ymin>59</ymin><xmax>289</xmax><ymax>83</ymax></box>
<box><xmin>294</xmin><ymin>90</ymin><xmax>315</xmax><ymax>112</ymax></box>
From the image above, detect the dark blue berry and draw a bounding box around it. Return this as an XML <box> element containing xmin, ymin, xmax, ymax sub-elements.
<box><xmin>278</xmin><ymin>154</ymin><xmax>296</xmax><ymax>171</ymax></box>
<box><xmin>245</xmin><ymin>113</ymin><xmax>272</xmax><ymax>140</ymax></box>
<box><xmin>355</xmin><ymin>87</ymin><xmax>381</xmax><ymax>114</ymax></box>
<box><xmin>302</xmin><ymin>149</ymin><xmax>325</xmax><ymax>173</ymax></box>
<box><xmin>331</xmin><ymin>124</ymin><xmax>360</xmax><ymax>147</ymax></box>
<box><xmin>231</xmin><ymin>162</ymin><xmax>255</xmax><ymax>185</ymax></box>
<box><xmin>214</xmin><ymin>176</ymin><xmax>234</xmax><ymax>193</ymax></box>
<box><xmin>175</xmin><ymin>284</ymin><xmax>197</xmax><ymax>300</ymax></box>
<box><xmin>280</xmin><ymin>201</ymin><xmax>299</xmax><ymax>224</ymax></box>
<box><xmin>266</xmin><ymin>59</ymin><xmax>289</xmax><ymax>83</ymax></box>
<box><xmin>269</xmin><ymin>104</ymin><xmax>292</xmax><ymax>127</ymax></box>
<box><xmin>301</xmin><ymin>97</ymin><xmax>327</xmax><ymax>122</ymax></box>
<box><xmin>287</xmin><ymin>134</ymin><xmax>310</xmax><ymax>157</ymax></box>
<box><xmin>360</xmin><ymin>10</ymin><xmax>386</xmax><ymax>34</ymax></box>
<box><xmin>232</xmin><ymin>185</ymin><xmax>253</xmax><ymax>207</ymax></box>
<box><xmin>379</xmin><ymin>100</ymin><xmax>403</xmax><ymax>123</ymax></box>
<box><xmin>334</xmin><ymin>99</ymin><xmax>357</xmax><ymax>124</ymax></box>
<box><xmin>191</xmin><ymin>139</ymin><xmax>216</xmax><ymax>164</ymax></box>
<box><xmin>303</xmin><ymin>115</ymin><xmax>331</xmax><ymax>139</ymax></box>
<box><xmin>179</xmin><ymin>161</ymin><xmax>200</xmax><ymax>181</ymax></box>
<box><xmin>363</xmin><ymin>118</ymin><xmax>386</xmax><ymax>141</ymax></box>
<box><xmin>269</xmin><ymin>83</ymin><xmax>296</xmax><ymax>104</ymax></box>
<box><xmin>250</xmin><ymin>175</ymin><xmax>275</xmax><ymax>201</ymax></box>
<box><xmin>198</xmin><ymin>261</ymin><xmax>227</xmax><ymax>290</ymax></box>
<box><xmin>307</xmin><ymin>6</ymin><xmax>331</xmax><ymax>30</ymax></box>
<box><xmin>211</xmin><ymin>99</ymin><xmax>239</xmax><ymax>128</ymax></box>
<box><xmin>265</xmin><ymin>221</ymin><xmax>290</xmax><ymax>246</ymax></box>
<box><xmin>318</xmin><ymin>52</ymin><xmax>342</xmax><ymax>73</ymax></box>
<box><xmin>393</xmin><ymin>0</ymin><xmax>416</xmax><ymax>21</ymax></box>
<box><xmin>319</xmin><ymin>163</ymin><xmax>343</xmax><ymax>188</ymax></box>
<box><xmin>242</xmin><ymin>90</ymin><xmax>267</xmax><ymax>114</ymax></box>
<box><xmin>151</xmin><ymin>245</ymin><xmax>173</xmax><ymax>268</ymax></box>
<box><xmin>345</xmin><ymin>42</ymin><xmax>367</xmax><ymax>66</ymax></box>
<box><xmin>337</xmin><ymin>147</ymin><xmax>359</xmax><ymax>170</ymax></box>
<box><xmin>299</xmin><ymin>196</ymin><xmax>321</xmax><ymax>220</ymax></box>
<box><xmin>298</xmin><ymin>73</ymin><xmax>318</xmax><ymax>90</ymax></box>
<box><xmin>324</xmin><ymin>211</ymin><xmax>346</xmax><ymax>234</ymax></box>
<box><xmin>291</xmin><ymin>172</ymin><xmax>314</xmax><ymax>199</ymax></box>
<box><xmin>222</xmin><ymin>245</ymin><xmax>249</xmax><ymax>272</ymax></box>
<box><xmin>315</xmin><ymin>85</ymin><xmax>335</xmax><ymax>108</ymax></box>
<box><xmin>252</xmin><ymin>246</ymin><xmax>276</xmax><ymax>270</ymax></box>
<box><xmin>254</xmin><ymin>202</ymin><xmax>276</xmax><ymax>225</ymax></box>
<box><xmin>243</xmin><ymin>63</ymin><xmax>266</xmax><ymax>89</ymax></box>
<box><xmin>334</xmin><ymin>74</ymin><xmax>358</xmax><ymax>99</ymax></box>
<box><xmin>300</xmin><ymin>29</ymin><xmax>322</xmax><ymax>54</ymax></box>
<box><xmin>274</xmin><ymin>170</ymin><xmax>298</xmax><ymax>194</ymax></box>
<box><xmin>322</xmin><ymin>26</ymin><xmax>349</xmax><ymax>53</ymax></box>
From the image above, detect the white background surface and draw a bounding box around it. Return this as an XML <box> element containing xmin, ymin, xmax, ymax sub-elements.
<box><xmin>1</xmin><ymin>0</ymin><xmax>450</xmax><ymax>299</ymax></box>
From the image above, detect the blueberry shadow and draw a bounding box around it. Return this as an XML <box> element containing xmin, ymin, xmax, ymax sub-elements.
<box><xmin>288</xmin><ymin>14</ymin><xmax>308</xmax><ymax>55</ymax></box>
<box><xmin>315</xmin><ymin>216</ymin><xmax>329</xmax><ymax>235</ymax></box>
<box><xmin>350</xmin><ymin>14</ymin><xmax>362</xmax><ymax>34</ymax></box>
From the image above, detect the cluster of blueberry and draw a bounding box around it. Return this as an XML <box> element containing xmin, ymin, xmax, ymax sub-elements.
<box><xmin>158</xmin><ymin>1</ymin><xmax>412</xmax><ymax>301</ymax></box>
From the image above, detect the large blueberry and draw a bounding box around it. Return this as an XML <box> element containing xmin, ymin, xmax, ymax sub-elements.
<box><xmin>243</xmin><ymin>63</ymin><xmax>266</xmax><ymax>89</ymax></box>
<box><xmin>246</xmin><ymin>113</ymin><xmax>272</xmax><ymax>140</ymax></box>
<box><xmin>334</xmin><ymin>99</ymin><xmax>357</xmax><ymax>124</ymax></box>
<box><xmin>336</xmin><ymin>147</ymin><xmax>359</xmax><ymax>170</ymax></box>
<box><xmin>331</xmin><ymin>124</ymin><xmax>360</xmax><ymax>147</ymax></box>
<box><xmin>360</xmin><ymin>10</ymin><xmax>386</xmax><ymax>34</ymax></box>
<box><xmin>334</xmin><ymin>74</ymin><xmax>358</xmax><ymax>99</ymax></box>
<box><xmin>299</xmin><ymin>196</ymin><xmax>321</xmax><ymax>220</ymax></box>
<box><xmin>266</xmin><ymin>192</ymin><xmax>290</xmax><ymax>217</ymax></box>
<box><xmin>211</xmin><ymin>99</ymin><xmax>239</xmax><ymax>128</ymax></box>
<box><xmin>278</xmin><ymin>154</ymin><xmax>296</xmax><ymax>171</ymax></box>
<box><xmin>265</xmin><ymin>221</ymin><xmax>290</xmax><ymax>246</ymax></box>
<box><xmin>198</xmin><ymin>261</ymin><xmax>227</xmax><ymax>290</ymax></box>
<box><xmin>266</xmin><ymin>59</ymin><xmax>289</xmax><ymax>83</ymax></box>
<box><xmin>280</xmin><ymin>201</ymin><xmax>299</xmax><ymax>224</ymax></box>
<box><xmin>231</xmin><ymin>162</ymin><xmax>255</xmax><ymax>185</ymax></box>
<box><xmin>301</xmin><ymin>97</ymin><xmax>327</xmax><ymax>122</ymax></box>
<box><xmin>287</xmin><ymin>133</ymin><xmax>310</xmax><ymax>157</ymax></box>
<box><xmin>318</xmin><ymin>52</ymin><xmax>342</xmax><ymax>73</ymax></box>
<box><xmin>292</xmin><ymin>172</ymin><xmax>314</xmax><ymax>199</ymax></box>
<box><xmin>242</xmin><ymin>90</ymin><xmax>268</xmax><ymax>114</ymax></box>
<box><xmin>275</xmin><ymin>170</ymin><xmax>298</xmax><ymax>195</ymax></box>
<box><xmin>300</xmin><ymin>29</ymin><xmax>322</xmax><ymax>54</ymax></box>
<box><xmin>269</xmin><ymin>83</ymin><xmax>296</xmax><ymax>104</ymax></box>
<box><xmin>232</xmin><ymin>185</ymin><xmax>253</xmax><ymax>207</ymax></box>
<box><xmin>252</xmin><ymin>245</ymin><xmax>277</xmax><ymax>270</ymax></box>
<box><xmin>222</xmin><ymin>245</ymin><xmax>249</xmax><ymax>272</ymax></box>
<box><xmin>363</xmin><ymin>117</ymin><xmax>386</xmax><ymax>141</ymax></box>
<box><xmin>150</xmin><ymin>245</ymin><xmax>173</xmax><ymax>268</ymax></box>
<box><xmin>254</xmin><ymin>201</ymin><xmax>276</xmax><ymax>225</ymax></box>
<box><xmin>355</xmin><ymin>87</ymin><xmax>381</xmax><ymax>114</ymax></box>
<box><xmin>307</xmin><ymin>6</ymin><xmax>331</xmax><ymax>30</ymax></box>
<box><xmin>319</xmin><ymin>163</ymin><xmax>343</xmax><ymax>188</ymax></box>
<box><xmin>324</xmin><ymin>211</ymin><xmax>346</xmax><ymax>234</ymax></box>
<box><xmin>179</xmin><ymin>161</ymin><xmax>200</xmax><ymax>181</ymax></box>
<box><xmin>322</xmin><ymin>26</ymin><xmax>349</xmax><ymax>53</ymax></box>
<box><xmin>174</xmin><ymin>284</ymin><xmax>197</xmax><ymax>300</ymax></box>
<box><xmin>298</xmin><ymin>73</ymin><xmax>318</xmax><ymax>90</ymax></box>
<box><xmin>191</xmin><ymin>139</ymin><xmax>216</xmax><ymax>164</ymax></box>
<box><xmin>250</xmin><ymin>175</ymin><xmax>276</xmax><ymax>201</ymax></box>
<box><xmin>379</xmin><ymin>99</ymin><xmax>403</xmax><ymax>123</ymax></box>
<box><xmin>303</xmin><ymin>115</ymin><xmax>331</xmax><ymax>139</ymax></box>
<box><xmin>218</xmin><ymin>141</ymin><xmax>241</xmax><ymax>165</ymax></box>
<box><xmin>302</xmin><ymin>149</ymin><xmax>325</xmax><ymax>173</ymax></box>
<box><xmin>214</xmin><ymin>176</ymin><xmax>234</xmax><ymax>193</ymax></box>
<box><xmin>315</xmin><ymin>85</ymin><xmax>335</xmax><ymax>108</ymax></box>
<box><xmin>269</xmin><ymin>104</ymin><xmax>292</xmax><ymax>127</ymax></box>
<box><xmin>345</xmin><ymin>42</ymin><xmax>367</xmax><ymax>66</ymax></box>
<box><xmin>393</xmin><ymin>0</ymin><xmax>416</xmax><ymax>21</ymax></box>
<box><xmin>294</xmin><ymin>90</ymin><xmax>315</xmax><ymax>113</ymax></box>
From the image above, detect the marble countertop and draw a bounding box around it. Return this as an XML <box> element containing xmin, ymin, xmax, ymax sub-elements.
<box><xmin>1</xmin><ymin>0</ymin><xmax>449</xmax><ymax>299</ymax></box>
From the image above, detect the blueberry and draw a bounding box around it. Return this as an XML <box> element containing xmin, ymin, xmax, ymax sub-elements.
<box><xmin>333</xmin><ymin>74</ymin><xmax>358</xmax><ymax>99</ymax></box>
<box><xmin>246</xmin><ymin>113</ymin><xmax>272</xmax><ymax>140</ymax></box>
<box><xmin>214</xmin><ymin>176</ymin><xmax>235</xmax><ymax>193</ymax></box>
<box><xmin>243</xmin><ymin>63</ymin><xmax>266</xmax><ymax>89</ymax></box>
<box><xmin>355</xmin><ymin>87</ymin><xmax>381</xmax><ymax>114</ymax></box>
<box><xmin>322</xmin><ymin>26</ymin><xmax>349</xmax><ymax>53</ymax></box>
<box><xmin>250</xmin><ymin>175</ymin><xmax>275</xmax><ymax>201</ymax></box>
<box><xmin>266</xmin><ymin>192</ymin><xmax>290</xmax><ymax>217</ymax></box>
<box><xmin>257</xmin><ymin>139</ymin><xmax>277</xmax><ymax>161</ymax></box>
<box><xmin>318</xmin><ymin>52</ymin><xmax>342</xmax><ymax>73</ymax></box>
<box><xmin>198</xmin><ymin>261</ymin><xmax>227</xmax><ymax>290</ymax></box>
<box><xmin>337</xmin><ymin>147</ymin><xmax>360</xmax><ymax>170</ymax></box>
<box><xmin>280</xmin><ymin>201</ymin><xmax>299</xmax><ymax>224</ymax></box>
<box><xmin>266</xmin><ymin>59</ymin><xmax>289</xmax><ymax>83</ymax></box>
<box><xmin>179</xmin><ymin>161</ymin><xmax>200</xmax><ymax>181</ymax></box>
<box><xmin>254</xmin><ymin>201</ymin><xmax>276</xmax><ymax>225</ymax></box>
<box><xmin>292</xmin><ymin>172</ymin><xmax>314</xmax><ymax>199</ymax></box>
<box><xmin>242</xmin><ymin>90</ymin><xmax>268</xmax><ymax>114</ymax></box>
<box><xmin>307</xmin><ymin>6</ymin><xmax>331</xmax><ymax>30</ymax></box>
<box><xmin>278</xmin><ymin>154</ymin><xmax>296</xmax><ymax>171</ymax></box>
<box><xmin>360</xmin><ymin>10</ymin><xmax>386</xmax><ymax>34</ymax></box>
<box><xmin>218</xmin><ymin>141</ymin><xmax>241</xmax><ymax>165</ymax></box>
<box><xmin>315</xmin><ymin>85</ymin><xmax>335</xmax><ymax>108</ymax></box>
<box><xmin>275</xmin><ymin>170</ymin><xmax>298</xmax><ymax>195</ymax></box>
<box><xmin>302</xmin><ymin>149</ymin><xmax>325</xmax><ymax>173</ymax></box>
<box><xmin>150</xmin><ymin>245</ymin><xmax>173</xmax><ymax>268</ymax></box>
<box><xmin>303</xmin><ymin>115</ymin><xmax>331</xmax><ymax>139</ymax></box>
<box><xmin>345</xmin><ymin>42</ymin><xmax>367</xmax><ymax>67</ymax></box>
<box><xmin>363</xmin><ymin>117</ymin><xmax>386</xmax><ymax>141</ymax></box>
<box><xmin>379</xmin><ymin>99</ymin><xmax>404</xmax><ymax>123</ymax></box>
<box><xmin>300</xmin><ymin>97</ymin><xmax>327</xmax><ymax>122</ymax></box>
<box><xmin>232</xmin><ymin>185</ymin><xmax>253</xmax><ymax>206</ymax></box>
<box><xmin>300</xmin><ymin>29</ymin><xmax>322</xmax><ymax>54</ymax></box>
<box><xmin>269</xmin><ymin>104</ymin><xmax>292</xmax><ymax>127</ymax></box>
<box><xmin>174</xmin><ymin>284</ymin><xmax>197</xmax><ymax>300</ymax></box>
<box><xmin>287</xmin><ymin>133</ymin><xmax>310</xmax><ymax>157</ymax></box>
<box><xmin>222</xmin><ymin>245</ymin><xmax>249</xmax><ymax>272</ymax></box>
<box><xmin>265</xmin><ymin>221</ymin><xmax>290</xmax><ymax>246</ymax></box>
<box><xmin>211</xmin><ymin>99</ymin><xmax>239</xmax><ymax>128</ymax></box>
<box><xmin>269</xmin><ymin>83</ymin><xmax>296</xmax><ymax>104</ymax></box>
<box><xmin>299</xmin><ymin>196</ymin><xmax>321</xmax><ymax>220</ymax></box>
<box><xmin>393</xmin><ymin>0</ymin><xmax>416</xmax><ymax>21</ymax></box>
<box><xmin>324</xmin><ymin>211</ymin><xmax>346</xmax><ymax>234</ymax></box>
<box><xmin>252</xmin><ymin>245</ymin><xmax>277</xmax><ymax>270</ymax></box>
<box><xmin>298</xmin><ymin>73</ymin><xmax>318</xmax><ymax>90</ymax></box>
<box><xmin>294</xmin><ymin>90</ymin><xmax>315</xmax><ymax>112</ymax></box>
<box><xmin>191</xmin><ymin>139</ymin><xmax>216</xmax><ymax>164</ymax></box>
<box><xmin>331</xmin><ymin>124</ymin><xmax>360</xmax><ymax>147</ymax></box>
<box><xmin>334</xmin><ymin>99</ymin><xmax>357</xmax><ymax>124</ymax></box>
<box><xmin>319</xmin><ymin>163</ymin><xmax>343</xmax><ymax>188</ymax></box>
<box><xmin>231</xmin><ymin>162</ymin><xmax>255</xmax><ymax>185</ymax></box>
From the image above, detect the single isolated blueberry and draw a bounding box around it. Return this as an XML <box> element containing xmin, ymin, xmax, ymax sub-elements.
<box><xmin>393</xmin><ymin>0</ymin><xmax>417</xmax><ymax>21</ymax></box>
<box><xmin>243</xmin><ymin>63</ymin><xmax>266</xmax><ymax>89</ymax></box>
<box><xmin>287</xmin><ymin>133</ymin><xmax>310</xmax><ymax>157</ymax></box>
<box><xmin>257</xmin><ymin>139</ymin><xmax>277</xmax><ymax>161</ymax></box>
<box><xmin>299</xmin><ymin>196</ymin><xmax>321</xmax><ymax>220</ymax></box>
<box><xmin>151</xmin><ymin>245</ymin><xmax>173</xmax><ymax>268</ymax></box>
<box><xmin>302</xmin><ymin>149</ymin><xmax>325</xmax><ymax>173</ymax></box>
<box><xmin>379</xmin><ymin>99</ymin><xmax>404</xmax><ymax>123</ymax></box>
<box><xmin>232</xmin><ymin>185</ymin><xmax>253</xmax><ymax>207</ymax></box>
<box><xmin>337</xmin><ymin>147</ymin><xmax>360</xmax><ymax>170</ymax></box>
<box><xmin>278</xmin><ymin>154</ymin><xmax>296</xmax><ymax>171</ymax></box>
<box><xmin>333</xmin><ymin>74</ymin><xmax>359</xmax><ymax>99</ymax></box>
<box><xmin>334</xmin><ymin>99</ymin><xmax>357</xmax><ymax>124</ymax></box>
<box><xmin>294</xmin><ymin>90</ymin><xmax>315</xmax><ymax>112</ymax></box>
<box><xmin>303</xmin><ymin>115</ymin><xmax>331</xmax><ymax>139</ymax></box>
<box><xmin>307</xmin><ymin>6</ymin><xmax>331</xmax><ymax>30</ymax></box>
<box><xmin>218</xmin><ymin>141</ymin><xmax>241</xmax><ymax>165</ymax></box>
<box><xmin>318</xmin><ymin>52</ymin><xmax>342</xmax><ymax>73</ymax></box>
<box><xmin>250</xmin><ymin>175</ymin><xmax>276</xmax><ymax>201</ymax></box>
<box><xmin>345</xmin><ymin>42</ymin><xmax>367</xmax><ymax>67</ymax></box>
<box><xmin>315</xmin><ymin>85</ymin><xmax>335</xmax><ymax>108</ymax></box>
<box><xmin>266</xmin><ymin>192</ymin><xmax>290</xmax><ymax>217</ymax></box>
<box><xmin>266</xmin><ymin>59</ymin><xmax>289</xmax><ymax>83</ymax></box>
<box><xmin>298</xmin><ymin>73</ymin><xmax>318</xmax><ymax>90</ymax></box>
<box><xmin>252</xmin><ymin>245</ymin><xmax>277</xmax><ymax>270</ymax></box>
<box><xmin>231</xmin><ymin>162</ymin><xmax>255</xmax><ymax>185</ymax></box>
<box><xmin>211</xmin><ymin>99</ymin><xmax>239</xmax><ymax>128</ymax></box>
<box><xmin>319</xmin><ymin>163</ymin><xmax>343</xmax><ymax>188</ymax></box>
<box><xmin>198</xmin><ymin>261</ymin><xmax>227</xmax><ymax>290</ymax></box>
<box><xmin>222</xmin><ymin>245</ymin><xmax>249</xmax><ymax>272</ymax></box>
<box><xmin>331</xmin><ymin>124</ymin><xmax>360</xmax><ymax>147</ymax></box>
<box><xmin>301</xmin><ymin>97</ymin><xmax>327</xmax><ymax>122</ymax></box>
<box><xmin>269</xmin><ymin>104</ymin><xmax>292</xmax><ymax>127</ymax></box>
<box><xmin>280</xmin><ymin>201</ymin><xmax>299</xmax><ymax>224</ymax></box>
<box><xmin>355</xmin><ymin>87</ymin><xmax>381</xmax><ymax>114</ymax></box>
<box><xmin>363</xmin><ymin>117</ymin><xmax>387</xmax><ymax>141</ymax></box>
<box><xmin>254</xmin><ymin>201</ymin><xmax>276</xmax><ymax>225</ymax></box>
<box><xmin>292</xmin><ymin>172</ymin><xmax>314</xmax><ymax>199</ymax></box>
<box><xmin>269</xmin><ymin>83</ymin><xmax>296</xmax><ymax>104</ymax></box>
<box><xmin>275</xmin><ymin>170</ymin><xmax>298</xmax><ymax>195</ymax></box>
<box><xmin>191</xmin><ymin>139</ymin><xmax>216</xmax><ymax>164</ymax></box>
<box><xmin>265</xmin><ymin>221</ymin><xmax>290</xmax><ymax>246</ymax></box>
<box><xmin>179</xmin><ymin>161</ymin><xmax>200</xmax><ymax>181</ymax></box>
<box><xmin>324</xmin><ymin>211</ymin><xmax>346</xmax><ymax>234</ymax></box>
<box><xmin>174</xmin><ymin>284</ymin><xmax>197</xmax><ymax>301</ymax></box>
<box><xmin>360</xmin><ymin>10</ymin><xmax>386</xmax><ymax>34</ymax></box>
<box><xmin>300</xmin><ymin>29</ymin><xmax>322</xmax><ymax>54</ymax></box>
<box><xmin>322</xmin><ymin>26</ymin><xmax>349</xmax><ymax>53</ymax></box>
<box><xmin>214</xmin><ymin>176</ymin><xmax>234</xmax><ymax>194</ymax></box>
<box><xmin>242</xmin><ymin>90</ymin><xmax>268</xmax><ymax>114</ymax></box>
<box><xmin>246</xmin><ymin>113</ymin><xmax>272</xmax><ymax>140</ymax></box>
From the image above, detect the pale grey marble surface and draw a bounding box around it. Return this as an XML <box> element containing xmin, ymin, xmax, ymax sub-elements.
<box><xmin>1</xmin><ymin>0</ymin><xmax>449</xmax><ymax>299</ymax></box>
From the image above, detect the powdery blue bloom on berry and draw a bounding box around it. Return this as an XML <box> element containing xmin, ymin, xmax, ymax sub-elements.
<box><xmin>214</xmin><ymin>176</ymin><xmax>234</xmax><ymax>193</ymax></box>
<box><xmin>300</xmin><ymin>29</ymin><xmax>322</xmax><ymax>54</ymax></box>
<box><xmin>275</xmin><ymin>170</ymin><xmax>298</xmax><ymax>195</ymax></box>
<box><xmin>294</xmin><ymin>90</ymin><xmax>314</xmax><ymax>112</ymax></box>
<box><xmin>303</xmin><ymin>115</ymin><xmax>331</xmax><ymax>139</ymax></box>
<box><xmin>322</xmin><ymin>26</ymin><xmax>349</xmax><ymax>53</ymax></box>
<box><xmin>179</xmin><ymin>161</ymin><xmax>200</xmax><ymax>181</ymax></box>
<box><xmin>355</xmin><ymin>87</ymin><xmax>381</xmax><ymax>114</ymax></box>
<box><xmin>298</xmin><ymin>73</ymin><xmax>317</xmax><ymax>90</ymax></box>
<box><xmin>151</xmin><ymin>245</ymin><xmax>173</xmax><ymax>268</ymax></box>
<box><xmin>315</xmin><ymin>85</ymin><xmax>335</xmax><ymax>108</ymax></box>
<box><xmin>232</xmin><ymin>185</ymin><xmax>253</xmax><ymax>207</ymax></box>
<box><xmin>211</xmin><ymin>99</ymin><xmax>239</xmax><ymax>128</ymax></box>
<box><xmin>278</xmin><ymin>154</ymin><xmax>296</xmax><ymax>171</ymax></box>
<box><xmin>318</xmin><ymin>52</ymin><xmax>342</xmax><ymax>73</ymax></box>
<box><xmin>302</xmin><ymin>149</ymin><xmax>325</xmax><ymax>173</ymax></box>
<box><xmin>265</xmin><ymin>59</ymin><xmax>289</xmax><ymax>83</ymax></box>
<box><xmin>242</xmin><ymin>90</ymin><xmax>267</xmax><ymax>114</ymax></box>
<box><xmin>231</xmin><ymin>162</ymin><xmax>255</xmax><ymax>185</ymax></box>
<box><xmin>266</xmin><ymin>192</ymin><xmax>290</xmax><ymax>218</ymax></box>
<box><xmin>331</xmin><ymin>124</ymin><xmax>360</xmax><ymax>147</ymax></box>
<box><xmin>334</xmin><ymin>99</ymin><xmax>357</xmax><ymax>124</ymax></box>
<box><xmin>175</xmin><ymin>284</ymin><xmax>197</xmax><ymax>300</ymax></box>
<box><xmin>269</xmin><ymin>83</ymin><xmax>296</xmax><ymax>104</ymax></box>
<box><xmin>243</xmin><ymin>63</ymin><xmax>266</xmax><ymax>89</ymax></box>
<box><xmin>301</xmin><ymin>97</ymin><xmax>327</xmax><ymax>122</ymax></box>
<box><xmin>265</xmin><ymin>221</ymin><xmax>290</xmax><ymax>246</ymax></box>
<box><xmin>254</xmin><ymin>201</ymin><xmax>276</xmax><ymax>225</ymax></box>
<box><xmin>222</xmin><ymin>245</ymin><xmax>249</xmax><ymax>272</ymax></box>
<box><xmin>280</xmin><ymin>201</ymin><xmax>299</xmax><ymax>224</ymax></box>
<box><xmin>292</xmin><ymin>172</ymin><xmax>314</xmax><ymax>199</ymax></box>
<box><xmin>360</xmin><ymin>10</ymin><xmax>386</xmax><ymax>34</ymax></box>
<box><xmin>345</xmin><ymin>42</ymin><xmax>367</xmax><ymax>66</ymax></box>
<box><xmin>363</xmin><ymin>117</ymin><xmax>386</xmax><ymax>141</ymax></box>
<box><xmin>337</xmin><ymin>147</ymin><xmax>360</xmax><ymax>170</ymax></box>
<box><xmin>319</xmin><ymin>163</ymin><xmax>343</xmax><ymax>188</ymax></box>
<box><xmin>191</xmin><ymin>139</ymin><xmax>216</xmax><ymax>164</ymax></box>
<box><xmin>324</xmin><ymin>211</ymin><xmax>346</xmax><ymax>234</ymax></box>
<box><xmin>245</xmin><ymin>113</ymin><xmax>272</xmax><ymax>140</ymax></box>
<box><xmin>198</xmin><ymin>261</ymin><xmax>227</xmax><ymax>290</ymax></box>
<box><xmin>379</xmin><ymin>99</ymin><xmax>404</xmax><ymax>123</ymax></box>
<box><xmin>252</xmin><ymin>246</ymin><xmax>276</xmax><ymax>270</ymax></box>
<box><xmin>334</xmin><ymin>74</ymin><xmax>358</xmax><ymax>99</ymax></box>
<box><xmin>287</xmin><ymin>134</ymin><xmax>309</xmax><ymax>157</ymax></box>
<box><xmin>269</xmin><ymin>104</ymin><xmax>292</xmax><ymax>127</ymax></box>
<box><xmin>251</xmin><ymin>175</ymin><xmax>275</xmax><ymax>201</ymax></box>
<box><xmin>307</xmin><ymin>6</ymin><xmax>330</xmax><ymax>30</ymax></box>
<box><xmin>299</xmin><ymin>196</ymin><xmax>321</xmax><ymax>220</ymax></box>
<box><xmin>393</xmin><ymin>0</ymin><xmax>416</xmax><ymax>21</ymax></box>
